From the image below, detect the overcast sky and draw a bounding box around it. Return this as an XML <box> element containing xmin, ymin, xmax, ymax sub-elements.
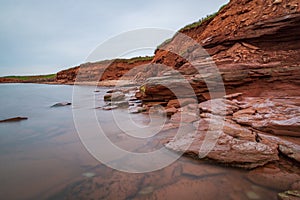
<box><xmin>0</xmin><ymin>0</ymin><xmax>228</xmax><ymax>76</ymax></box>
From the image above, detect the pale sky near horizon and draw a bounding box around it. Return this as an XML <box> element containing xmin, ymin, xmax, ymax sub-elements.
<box><xmin>0</xmin><ymin>0</ymin><xmax>229</xmax><ymax>76</ymax></box>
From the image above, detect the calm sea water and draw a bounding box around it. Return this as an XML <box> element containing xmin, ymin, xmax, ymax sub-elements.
<box><xmin>0</xmin><ymin>84</ymin><xmax>279</xmax><ymax>200</ymax></box>
<box><xmin>0</xmin><ymin>84</ymin><xmax>94</xmax><ymax>199</ymax></box>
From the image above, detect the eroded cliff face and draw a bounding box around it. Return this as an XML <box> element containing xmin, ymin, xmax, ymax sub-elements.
<box><xmin>130</xmin><ymin>0</ymin><xmax>300</xmax><ymax>176</ymax></box>
<box><xmin>139</xmin><ymin>0</ymin><xmax>300</xmax><ymax>99</ymax></box>
<box><xmin>55</xmin><ymin>57</ymin><xmax>152</xmax><ymax>84</ymax></box>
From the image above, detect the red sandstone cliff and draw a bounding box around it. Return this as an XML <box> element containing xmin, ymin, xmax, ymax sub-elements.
<box><xmin>138</xmin><ymin>0</ymin><xmax>300</xmax><ymax>100</ymax></box>
<box><xmin>55</xmin><ymin>56</ymin><xmax>153</xmax><ymax>84</ymax></box>
<box><xmin>129</xmin><ymin>0</ymin><xmax>300</xmax><ymax>175</ymax></box>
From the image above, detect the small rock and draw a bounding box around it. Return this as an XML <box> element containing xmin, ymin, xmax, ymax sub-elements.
<box><xmin>82</xmin><ymin>172</ymin><xmax>96</xmax><ymax>178</ymax></box>
<box><xmin>246</xmin><ymin>191</ymin><xmax>261</xmax><ymax>200</ymax></box>
<box><xmin>109</xmin><ymin>101</ymin><xmax>129</xmax><ymax>108</ymax></box>
<box><xmin>102</xmin><ymin>105</ymin><xmax>118</xmax><ymax>110</ymax></box>
<box><xmin>138</xmin><ymin>186</ymin><xmax>154</xmax><ymax>195</ymax></box>
<box><xmin>241</xmin><ymin>42</ymin><xmax>260</xmax><ymax>50</ymax></box>
<box><xmin>0</xmin><ymin>117</ymin><xmax>28</xmax><ymax>123</ymax></box>
<box><xmin>129</xmin><ymin>100</ymin><xmax>142</xmax><ymax>104</ymax></box>
<box><xmin>51</xmin><ymin>102</ymin><xmax>71</xmax><ymax>107</ymax></box>
<box><xmin>165</xmin><ymin>107</ymin><xmax>177</xmax><ymax>116</ymax></box>
<box><xmin>278</xmin><ymin>190</ymin><xmax>300</xmax><ymax>200</ymax></box>
<box><xmin>106</xmin><ymin>89</ymin><xmax>121</xmax><ymax>93</ymax></box>
<box><xmin>273</xmin><ymin>0</ymin><xmax>282</xmax><ymax>4</ymax></box>
<box><xmin>104</xmin><ymin>92</ymin><xmax>125</xmax><ymax>101</ymax></box>
<box><xmin>223</xmin><ymin>93</ymin><xmax>243</xmax><ymax>100</ymax></box>
<box><xmin>128</xmin><ymin>106</ymin><xmax>146</xmax><ymax>114</ymax></box>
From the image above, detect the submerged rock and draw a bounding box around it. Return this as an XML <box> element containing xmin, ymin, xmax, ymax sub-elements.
<box><xmin>138</xmin><ymin>186</ymin><xmax>154</xmax><ymax>195</ymax></box>
<box><xmin>128</xmin><ymin>106</ymin><xmax>146</xmax><ymax>114</ymax></box>
<box><xmin>245</xmin><ymin>191</ymin><xmax>261</xmax><ymax>200</ymax></box>
<box><xmin>102</xmin><ymin>105</ymin><xmax>118</xmax><ymax>110</ymax></box>
<box><xmin>181</xmin><ymin>162</ymin><xmax>225</xmax><ymax>177</ymax></box>
<box><xmin>247</xmin><ymin>166</ymin><xmax>300</xmax><ymax>191</ymax></box>
<box><xmin>0</xmin><ymin>117</ymin><xmax>28</xmax><ymax>123</ymax></box>
<box><xmin>82</xmin><ymin>172</ymin><xmax>96</xmax><ymax>178</ymax></box>
<box><xmin>51</xmin><ymin>102</ymin><xmax>71</xmax><ymax>107</ymax></box>
<box><xmin>106</xmin><ymin>101</ymin><xmax>129</xmax><ymax>108</ymax></box>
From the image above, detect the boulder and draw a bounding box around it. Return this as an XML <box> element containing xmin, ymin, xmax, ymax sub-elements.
<box><xmin>137</xmin><ymin>76</ymin><xmax>206</xmax><ymax>102</ymax></box>
<box><xmin>166</xmin><ymin>117</ymin><xmax>279</xmax><ymax>169</ymax></box>
<box><xmin>163</xmin><ymin>96</ymin><xmax>297</xmax><ymax>169</ymax></box>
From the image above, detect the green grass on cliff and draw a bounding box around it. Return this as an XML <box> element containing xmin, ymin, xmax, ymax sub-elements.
<box><xmin>179</xmin><ymin>3</ymin><xmax>227</xmax><ymax>32</ymax></box>
<box><xmin>179</xmin><ymin>13</ymin><xmax>217</xmax><ymax>32</ymax></box>
<box><xmin>116</xmin><ymin>56</ymin><xmax>154</xmax><ymax>64</ymax></box>
<box><xmin>156</xmin><ymin>3</ymin><xmax>228</xmax><ymax>49</ymax></box>
<box><xmin>4</xmin><ymin>74</ymin><xmax>56</xmax><ymax>81</ymax></box>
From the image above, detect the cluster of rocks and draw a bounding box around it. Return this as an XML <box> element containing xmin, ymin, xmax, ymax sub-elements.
<box><xmin>0</xmin><ymin>101</ymin><xmax>74</xmax><ymax>123</ymax></box>
<box><xmin>102</xmin><ymin>87</ymin><xmax>147</xmax><ymax>114</ymax></box>
<box><xmin>162</xmin><ymin>94</ymin><xmax>300</xmax><ymax>169</ymax></box>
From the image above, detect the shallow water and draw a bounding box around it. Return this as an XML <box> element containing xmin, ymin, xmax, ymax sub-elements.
<box><xmin>0</xmin><ymin>84</ymin><xmax>279</xmax><ymax>200</ymax></box>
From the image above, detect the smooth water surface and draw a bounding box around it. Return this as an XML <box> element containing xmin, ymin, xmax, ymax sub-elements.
<box><xmin>0</xmin><ymin>84</ymin><xmax>279</xmax><ymax>200</ymax></box>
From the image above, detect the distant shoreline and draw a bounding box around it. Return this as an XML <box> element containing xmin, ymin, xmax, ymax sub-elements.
<box><xmin>0</xmin><ymin>79</ymin><xmax>139</xmax><ymax>87</ymax></box>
